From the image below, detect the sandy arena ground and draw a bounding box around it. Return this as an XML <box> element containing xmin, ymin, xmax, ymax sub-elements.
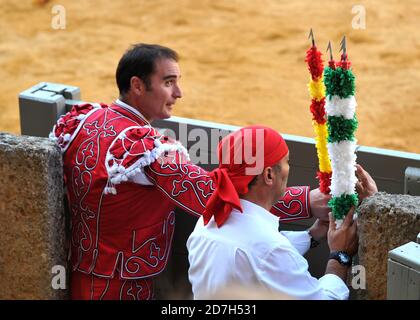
<box><xmin>0</xmin><ymin>0</ymin><xmax>419</xmax><ymax>153</ymax></box>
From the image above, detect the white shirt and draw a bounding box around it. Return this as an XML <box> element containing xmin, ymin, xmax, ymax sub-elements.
<box><xmin>187</xmin><ymin>199</ymin><xmax>349</xmax><ymax>300</ymax></box>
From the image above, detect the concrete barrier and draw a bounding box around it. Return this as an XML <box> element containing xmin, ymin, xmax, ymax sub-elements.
<box><xmin>0</xmin><ymin>133</ymin><xmax>67</xmax><ymax>299</ymax></box>
<box><xmin>357</xmin><ymin>192</ymin><xmax>420</xmax><ymax>300</ymax></box>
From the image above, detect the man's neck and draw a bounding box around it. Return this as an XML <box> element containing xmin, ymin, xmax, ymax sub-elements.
<box><xmin>240</xmin><ymin>191</ymin><xmax>273</xmax><ymax>212</ymax></box>
<box><xmin>118</xmin><ymin>96</ymin><xmax>152</xmax><ymax>122</ymax></box>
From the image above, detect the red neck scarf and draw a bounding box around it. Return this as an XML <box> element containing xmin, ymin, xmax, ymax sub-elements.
<box><xmin>204</xmin><ymin>125</ymin><xmax>289</xmax><ymax>227</ymax></box>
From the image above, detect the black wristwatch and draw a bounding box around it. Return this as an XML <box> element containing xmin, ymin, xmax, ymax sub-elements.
<box><xmin>329</xmin><ymin>251</ymin><xmax>352</xmax><ymax>266</ymax></box>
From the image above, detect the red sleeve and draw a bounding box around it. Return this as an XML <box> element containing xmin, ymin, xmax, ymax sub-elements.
<box><xmin>145</xmin><ymin>150</ymin><xmax>312</xmax><ymax>222</ymax></box>
<box><xmin>270</xmin><ymin>186</ymin><xmax>312</xmax><ymax>222</ymax></box>
<box><xmin>144</xmin><ymin>151</ymin><xmax>214</xmax><ymax>218</ymax></box>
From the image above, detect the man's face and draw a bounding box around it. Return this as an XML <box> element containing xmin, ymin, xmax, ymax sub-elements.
<box><xmin>136</xmin><ymin>58</ymin><xmax>182</xmax><ymax>121</ymax></box>
<box><xmin>274</xmin><ymin>152</ymin><xmax>290</xmax><ymax>199</ymax></box>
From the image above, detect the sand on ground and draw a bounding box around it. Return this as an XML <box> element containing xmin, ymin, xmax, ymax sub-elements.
<box><xmin>1</xmin><ymin>0</ymin><xmax>419</xmax><ymax>153</ymax></box>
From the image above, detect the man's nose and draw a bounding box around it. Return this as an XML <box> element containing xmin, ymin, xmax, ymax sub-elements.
<box><xmin>173</xmin><ymin>84</ymin><xmax>182</xmax><ymax>99</ymax></box>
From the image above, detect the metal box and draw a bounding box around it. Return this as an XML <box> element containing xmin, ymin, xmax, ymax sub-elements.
<box><xmin>19</xmin><ymin>82</ymin><xmax>80</xmax><ymax>137</ymax></box>
<box><xmin>387</xmin><ymin>241</ymin><xmax>420</xmax><ymax>300</ymax></box>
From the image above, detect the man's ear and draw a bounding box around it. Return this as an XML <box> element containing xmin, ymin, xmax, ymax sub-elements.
<box><xmin>263</xmin><ymin>167</ymin><xmax>274</xmax><ymax>186</ymax></box>
<box><xmin>130</xmin><ymin>76</ymin><xmax>145</xmax><ymax>96</ymax></box>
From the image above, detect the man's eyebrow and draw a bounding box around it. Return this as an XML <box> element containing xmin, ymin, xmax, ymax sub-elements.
<box><xmin>162</xmin><ymin>75</ymin><xmax>180</xmax><ymax>80</ymax></box>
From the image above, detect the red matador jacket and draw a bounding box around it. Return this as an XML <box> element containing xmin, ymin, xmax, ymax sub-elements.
<box><xmin>50</xmin><ymin>100</ymin><xmax>312</xmax><ymax>280</ymax></box>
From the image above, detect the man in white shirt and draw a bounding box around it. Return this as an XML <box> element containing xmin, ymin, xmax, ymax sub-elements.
<box><xmin>187</xmin><ymin>125</ymin><xmax>376</xmax><ymax>300</ymax></box>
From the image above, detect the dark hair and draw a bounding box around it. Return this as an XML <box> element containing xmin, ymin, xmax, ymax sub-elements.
<box><xmin>116</xmin><ymin>43</ymin><xmax>179</xmax><ymax>94</ymax></box>
<box><xmin>247</xmin><ymin>175</ymin><xmax>259</xmax><ymax>190</ymax></box>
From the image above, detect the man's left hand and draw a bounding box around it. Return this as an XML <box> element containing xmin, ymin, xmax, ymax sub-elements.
<box><xmin>310</xmin><ymin>188</ymin><xmax>330</xmax><ymax>222</ymax></box>
<box><xmin>309</xmin><ymin>219</ymin><xmax>329</xmax><ymax>242</ymax></box>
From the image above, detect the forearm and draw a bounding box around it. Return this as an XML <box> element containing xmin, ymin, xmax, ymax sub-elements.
<box><xmin>325</xmin><ymin>259</ymin><xmax>349</xmax><ymax>283</ymax></box>
<box><xmin>145</xmin><ymin>158</ymin><xmax>213</xmax><ymax>217</ymax></box>
<box><xmin>270</xmin><ymin>186</ymin><xmax>312</xmax><ymax>222</ymax></box>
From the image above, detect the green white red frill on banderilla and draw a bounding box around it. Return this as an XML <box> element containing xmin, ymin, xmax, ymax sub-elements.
<box><xmin>324</xmin><ymin>60</ymin><xmax>359</xmax><ymax>228</ymax></box>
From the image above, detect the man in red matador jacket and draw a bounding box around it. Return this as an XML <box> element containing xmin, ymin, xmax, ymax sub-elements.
<box><xmin>50</xmin><ymin>43</ymin><xmax>337</xmax><ymax>300</ymax></box>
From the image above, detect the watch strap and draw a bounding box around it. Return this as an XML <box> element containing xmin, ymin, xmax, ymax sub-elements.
<box><xmin>329</xmin><ymin>251</ymin><xmax>352</xmax><ymax>266</ymax></box>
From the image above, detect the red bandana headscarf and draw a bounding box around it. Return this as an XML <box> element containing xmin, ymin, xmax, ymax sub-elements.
<box><xmin>204</xmin><ymin>125</ymin><xmax>289</xmax><ymax>227</ymax></box>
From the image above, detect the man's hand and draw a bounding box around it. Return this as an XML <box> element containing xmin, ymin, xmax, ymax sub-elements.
<box><xmin>309</xmin><ymin>188</ymin><xmax>331</xmax><ymax>222</ymax></box>
<box><xmin>328</xmin><ymin>207</ymin><xmax>359</xmax><ymax>256</ymax></box>
<box><xmin>308</xmin><ymin>219</ymin><xmax>329</xmax><ymax>242</ymax></box>
<box><xmin>355</xmin><ymin>164</ymin><xmax>378</xmax><ymax>201</ymax></box>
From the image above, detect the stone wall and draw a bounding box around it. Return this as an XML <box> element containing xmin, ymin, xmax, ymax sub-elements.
<box><xmin>0</xmin><ymin>133</ymin><xmax>67</xmax><ymax>299</ymax></box>
<box><xmin>357</xmin><ymin>192</ymin><xmax>420</xmax><ymax>300</ymax></box>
